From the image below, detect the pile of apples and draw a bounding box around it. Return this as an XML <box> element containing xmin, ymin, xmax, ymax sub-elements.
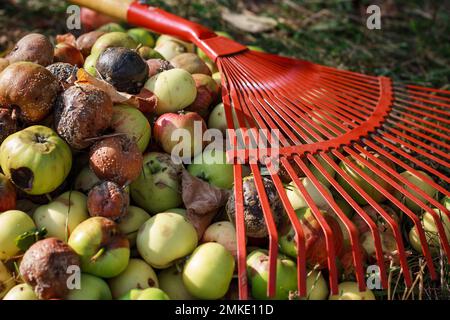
<box><xmin>0</xmin><ymin>19</ymin><xmax>449</xmax><ymax>301</ymax></box>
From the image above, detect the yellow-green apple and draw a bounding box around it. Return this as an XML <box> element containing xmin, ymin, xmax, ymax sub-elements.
<box><xmin>187</xmin><ymin>149</ymin><xmax>234</xmax><ymax>189</ymax></box>
<box><xmin>183</xmin><ymin>242</ymin><xmax>235</xmax><ymax>300</ymax></box>
<box><xmin>154</xmin><ymin>111</ymin><xmax>206</xmax><ymax>160</ymax></box>
<box><xmin>117</xmin><ymin>206</ymin><xmax>151</xmax><ymax>247</ymax></box>
<box><xmin>2</xmin><ymin>283</ymin><xmax>37</xmax><ymax>300</ymax></box>
<box><xmin>202</xmin><ymin>221</ymin><xmax>237</xmax><ymax>258</ymax></box>
<box><xmin>120</xmin><ymin>287</ymin><xmax>170</xmax><ymax>300</ymax></box>
<box><xmin>246</xmin><ymin>249</ymin><xmax>297</xmax><ymax>300</ymax></box>
<box><xmin>145</xmin><ymin>69</ymin><xmax>197</xmax><ymax>114</ymax></box>
<box><xmin>0</xmin><ymin>210</ymin><xmax>36</xmax><ymax>260</ymax></box>
<box><xmin>68</xmin><ymin>217</ymin><xmax>130</xmax><ymax>278</ymax></box>
<box><xmin>329</xmin><ymin>281</ymin><xmax>375</xmax><ymax>300</ymax></box>
<box><xmin>394</xmin><ymin>170</ymin><xmax>438</xmax><ymax>213</ymax></box>
<box><xmin>163</xmin><ymin>208</ymin><xmax>187</xmax><ymax>216</ymax></box>
<box><xmin>301</xmin><ymin>270</ymin><xmax>329</xmax><ymax>300</ymax></box>
<box><xmin>33</xmin><ymin>191</ymin><xmax>89</xmax><ymax>241</ymax></box>
<box><xmin>127</xmin><ymin>28</ymin><xmax>154</xmax><ymax>47</ymax></box>
<box><xmin>337</xmin><ymin>152</ymin><xmax>395</xmax><ymax>205</ymax></box>
<box><xmin>109</xmin><ymin>259</ymin><xmax>159</xmax><ymax>299</ymax></box>
<box><xmin>0</xmin><ymin>260</ymin><xmax>14</xmax><ymax>298</ymax></box>
<box><xmin>158</xmin><ymin>265</ymin><xmax>195</xmax><ymax>300</ymax></box>
<box><xmin>0</xmin><ymin>173</ymin><xmax>16</xmax><ymax>212</ymax></box>
<box><xmin>409</xmin><ymin>208</ymin><xmax>450</xmax><ymax>255</ymax></box>
<box><xmin>74</xmin><ymin>165</ymin><xmax>101</xmax><ymax>194</ymax></box>
<box><xmin>307</xmin><ymin>155</ymin><xmax>336</xmax><ymax>188</ymax></box>
<box><xmin>156</xmin><ymin>35</ymin><xmax>195</xmax><ymax>53</ymax></box>
<box><xmin>207</xmin><ymin>103</ymin><xmax>239</xmax><ymax>135</ymax></box>
<box><xmin>67</xmin><ymin>273</ymin><xmax>112</xmax><ymax>300</ymax></box>
<box><xmin>137</xmin><ymin>212</ymin><xmax>198</xmax><ymax>269</ymax></box>
<box><xmin>130</xmin><ymin>152</ymin><xmax>183</xmax><ymax>214</ymax></box>
<box><xmin>111</xmin><ymin>104</ymin><xmax>151</xmax><ymax>153</ymax></box>
<box><xmin>279</xmin><ymin>207</ymin><xmax>344</xmax><ymax>269</ymax></box>
<box><xmin>155</xmin><ymin>40</ymin><xmax>188</xmax><ymax>60</ymax></box>
<box><xmin>285</xmin><ymin>177</ymin><xmax>333</xmax><ymax>211</ymax></box>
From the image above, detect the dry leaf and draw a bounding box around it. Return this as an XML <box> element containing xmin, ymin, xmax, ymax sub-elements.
<box><xmin>56</xmin><ymin>33</ymin><xmax>77</xmax><ymax>47</ymax></box>
<box><xmin>75</xmin><ymin>69</ymin><xmax>157</xmax><ymax>113</ymax></box>
<box><xmin>182</xmin><ymin>170</ymin><xmax>230</xmax><ymax>238</ymax></box>
<box><xmin>221</xmin><ymin>9</ymin><xmax>277</xmax><ymax>33</ymax></box>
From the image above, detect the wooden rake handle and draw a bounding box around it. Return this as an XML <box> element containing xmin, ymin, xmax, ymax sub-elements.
<box><xmin>70</xmin><ymin>0</ymin><xmax>217</xmax><ymax>44</ymax></box>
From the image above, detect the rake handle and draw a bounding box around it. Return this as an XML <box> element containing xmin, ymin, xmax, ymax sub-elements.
<box><xmin>70</xmin><ymin>0</ymin><xmax>217</xmax><ymax>44</ymax></box>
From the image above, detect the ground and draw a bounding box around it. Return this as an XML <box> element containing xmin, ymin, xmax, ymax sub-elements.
<box><xmin>1</xmin><ymin>0</ymin><xmax>449</xmax><ymax>88</ymax></box>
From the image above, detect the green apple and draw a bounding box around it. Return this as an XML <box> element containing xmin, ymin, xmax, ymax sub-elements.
<box><xmin>442</xmin><ymin>196</ymin><xmax>450</xmax><ymax>210</ymax></box>
<box><xmin>33</xmin><ymin>191</ymin><xmax>89</xmax><ymax>241</ymax></box>
<box><xmin>130</xmin><ymin>152</ymin><xmax>183</xmax><ymax>214</ymax></box>
<box><xmin>91</xmin><ymin>32</ymin><xmax>138</xmax><ymax>56</ymax></box>
<box><xmin>187</xmin><ymin>149</ymin><xmax>234</xmax><ymax>189</ymax></box>
<box><xmin>83</xmin><ymin>53</ymin><xmax>99</xmax><ymax>76</ymax></box>
<box><xmin>109</xmin><ymin>259</ymin><xmax>159</xmax><ymax>299</ymax></box>
<box><xmin>155</xmin><ymin>40</ymin><xmax>188</xmax><ymax>60</ymax></box>
<box><xmin>3</xmin><ymin>283</ymin><xmax>37</xmax><ymax>300</ymax></box>
<box><xmin>155</xmin><ymin>35</ymin><xmax>195</xmax><ymax>53</ymax></box>
<box><xmin>163</xmin><ymin>208</ymin><xmax>187</xmax><ymax>216</ymax></box>
<box><xmin>183</xmin><ymin>242</ymin><xmax>235</xmax><ymax>300</ymax></box>
<box><xmin>111</xmin><ymin>105</ymin><xmax>151</xmax><ymax>153</ymax></box>
<box><xmin>329</xmin><ymin>281</ymin><xmax>375</xmax><ymax>300</ymax></box>
<box><xmin>74</xmin><ymin>165</ymin><xmax>101</xmax><ymax>194</ymax></box>
<box><xmin>409</xmin><ymin>208</ymin><xmax>450</xmax><ymax>255</ymax></box>
<box><xmin>285</xmin><ymin>178</ymin><xmax>332</xmax><ymax>211</ymax></box>
<box><xmin>97</xmin><ymin>23</ymin><xmax>125</xmax><ymax>33</ymax></box>
<box><xmin>158</xmin><ymin>265</ymin><xmax>195</xmax><ymax>300</ymax></box>
<box><xmin>137</xmin><ymin>212</ymin><xmax>198</xmax><ymax>269</ymax></box>
<box><xmin>120</xmin><ymin>288</ymin><xmax>170</xmax><ymax>300</ymax></box>
<box><xmin>207</xmin><ymin>102</ymin><xmax>239</xmax><ymax>135</ymax></box>
<box><xmin>0</xmin><ymin>210</ymin><xmax>36</xmax><ymax>260</ymax></box>
<box><xmin>202</xmin><ymin>221</ymin><xmax>237</xmax><ymax>258</ymax></box>
<box><xmin>68</xmin><ymin>217</ymin><xmax>130</xmax><ymax>278</ymax></box>
<box><xmin>117</xmin><ymin>206</ymin><xmax>151</xmax><ymax>247</ymax></box>
<box><xmin>248</xmin><ymin>45</ymin><xmax>265</xmax><ymax>52</ymax></box>
<box><xmin>246</xmin><ymin>249</ymin><xmax>297</xmax><ymax>300</ymax></box>
<box><xmin>0</xmin><ymin>260</ymin><xmax>14</xmax><ymax>298</ymax></box>
<box><xmin>394</xmin><ymin>170</ymin><xmax>438</xmax><ymax>213</ymax></box>
<box><xmin>307</xmin><ymin>156</ymin><xmax>335</xmax><ymax>187</ymax></box>
<box><xmin>337</xmin><ymin>153</ymin><xmax>395</xmax><ymax>205</ymax></box>
<box><xmin>67</xmin><ymin>273</ymin><xmax>112</xmax><ymax>300</ymax></box>
<box><xmin>301</xmin><ymin>270</ymin><xmax>329</xmax><ymax>300</ymax></box>
<box><xmin>127</xmin><ymin>28</ymin><xmax>154</xmax><ymax>47</ymax></box>
<box><xmin>212</xmin><ymin>72</ymin><xmax>221</xmax><ymax>86</ymax></box>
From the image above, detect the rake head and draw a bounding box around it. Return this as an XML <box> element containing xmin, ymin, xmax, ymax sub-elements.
<box><xmin>214</xmin><ymin>49</ymin><xmax>450</xmax><ymax>299</ymax></box>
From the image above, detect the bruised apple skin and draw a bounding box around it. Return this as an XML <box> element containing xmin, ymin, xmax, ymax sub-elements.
<box><xmin>0</xmin><ymin>62</ymin><xmax>59</xmax><ymax>123</ymax></box>
<box><xmin>20</xmin><ymin>238</ymin><xmax>81</xmax><ymax>300</ymax></box>
<box><xmin>6</xmin><ymin>33</ymin><xmax>54</xmax><ymax>67</ymax></box>
<box><xmin>96</xmin><ymin>47</ymin><xmax>149</xmax><ymax>94</ymax></box>
<box><xmin>0</xmin><ymin>173</ymin><xmax>17</xmax><ymax>212</ymax></box>
<box><xmin>170</xmin><ymin>53</ymin><xmax>211</xmax><ymax>75</ymax></box>
<box><xmin>76</xmin><ymin>31</ymin><xmax>105</xmax><ymax>58</ymax></box>
<box><xmin>46</xmin><ymin>62</ymin><xmax>78</xmax><ymax>88</ymax></box>
<box><xmin>87</xmin><ymin>181</ymin><xmax>129</xmax><ymax>221</ymax></box>
<box><xmin>146</xmin><ymin>59</ymin><xmax>174</xmax><ymax>78</ymax></box>
<box><xmin>202</xmin><ymin>221</ymin><xmax>238</xmax><ymax>258</ymax></box>
<box><xmin>226</xmin><ymin>176</ymin><xmax>285</xmax><ymax>238</ymax></box>
<box><xmin>0</xmin><ymin>108</ymin><xmax>19</xmax><ymax>145</ymax></box>
<box><xmin>54</xmin><ymin>83</ymin><xmax>113</xmax><ymax>150</ymax></box>
<box><xmin>89</xmin><ymin>135</ymin><xmax>143</xmax><ymax>186</ymax></box>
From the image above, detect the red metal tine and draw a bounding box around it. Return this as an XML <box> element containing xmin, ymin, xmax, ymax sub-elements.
<box><xmin>305</xmin><ymin>153</ymin><xmax>367</xmax><ymax>290</ymax></box>
<box><xmin>232</xmin><ymin>164</ymin><xmax>249</xmax><ymax>300</ymax></box>
<box><xmin>319</xmin><ymin>152</ymin><xmax>389</xmax><ymax>289</ymax></box>
<box><xmin>267</xmin><ymin>158</ymin><xmax>308</xmax><ymax>297</ymax></box>
<box><xmin>389</xmin><ymin>113</ymin><xmax>450</xmax><ymax>141</ymax></box>
<box><xmin>283</xmin><ymin>157</ymin><xmax>340</xmax><ymax>295</ymax></box>
<box><xmin>249</xmin><ymin>163</ymin><xmax>279</xmax><ymax>298</ymax></box>
<box><xmin>332</xmin><ymin>149</ymin><xmax>413</xmax><ymax>287</ymax></box>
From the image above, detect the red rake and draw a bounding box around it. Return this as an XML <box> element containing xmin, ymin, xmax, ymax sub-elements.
<box><xmin>72</xmin><ymin>0</ymin><xmax>450</xmax><ymax>299</ymax></box>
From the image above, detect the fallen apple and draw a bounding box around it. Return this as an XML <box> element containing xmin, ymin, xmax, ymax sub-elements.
<box><xmin>246</xmin><ymin>249</ymin><xmax>297</xmax><ymax>300</ymax></box>
<box><xmin>443</xmin><ymin>196</ymin><xmax>450</xmax><ymax>210</ymax></box>
<box><xmin>120</xmin><ymin>288</ymin><xmax>170</xmax><ymax>300</ymax></box>
<box><xmin>0</xmin><ymin>210</ymin><xmax>36</xmax><ymax>260</ymax></box>
<box><xmin>145</xmin><ymin>69</ymin><xmax>197</xmax><ymax>115</ymax></box>
<box><xmin>74</xmin><ymin>165</ymin><xmax>101</xmax><ymax>194</ymax></box>
<box><xmin>154</xmin><ymin>111</ymin><xmax>206</xmax><ymax>160</ymax></box>
<box><xmin>2</xmin><ymin>283</ymin><xmax>37</xmax><ymax>300</ymax></box>
<box><xmin>183</xmin><ymin>242</ymin><xmax>235</xmax><ymax>300</ymax></box>
<box><xmin>0</xmin><ymin>173</ymin><xmax>16</xmax><ymax>212</ymax></box>
<box><xmin>337</xmin><ymin>152</ymin><xmax>395</xmax><ymax>205</ymax></box>
<box><xmin>127</xmin><ymin>28</ymin><xmax>155</xmax><ymax>48</ymax></box>
<box><xmin>97</xmin><ymin>22</ymin><xmax>126</xmax><ymax>33</ymax></box>
<box><xmin>285</xmin><ymin>177</ymin><xmax>333</xmax><ymax>211</ymax></box>
<box><xmin>33</xmin><ymin>191</ymin><xmax>89</xmax><ymax>241</ymax></box>
<box><xmin>158</xmin><ymin>265</ymin><xmax>195</xmax><ymax>300</ymax></box>
<box><xmin>0</xmin><ymin>260</ymin><xmax>14</xmax><ymax>299</ymax></box>
<box><xmin>163</xmin><ymin>208</ymin><xmax>187</xmax><ymax>216</ymax></box>
<box><xmin>409</xmin><ymin>208</ymin><xmax>450</xmax><ymax>255</ymax></box>
<box><xmin>54</xmin><ymin>43</ymin><xmax>84</xmax><ymax>67</ymax></box>
<box><xmin>187</xmin><ymin>149</ymin><xmax>234</xmax><ymax>189</ymax></box>
<box><xmin>300</xmin><ymin>270</ymin><xmax>329</xmax><ymax>300</ymax></box>
<box><xmin>307</xmin><ymin>155</ymin><xmax>336</xmax><ymax>188</ymax></box>
<box><xmin>156</xmin><ymin>35</ymin><xmax>195</xmax><ymax>53</ymax></box>
<box><xmin>394</xmin><ymin>170</ymin><xmax>438</xmax><ymax>213</ymax></box>
<box><xmin>111</xmin><ymin>104</ymin><xmax>151</xmax><ymax>153</ymax></box>
<box><xmin>202</xmin><ymin>221</ymin><xmax>238</xmax><ymax>258</ymax></box>
<box><xmin>117</xmin><ymin>206</ymin><xmax>151</xmax><ymax>247</ymax></box>
<box><xmin>207</xmin><ymin>102</ymin><xmax>239</xmax><ymax>135</ymax></box>
<box><xmin>66</xmin><ymin>273</ymin><xmax>112</xmax><ymax>300</ymax></box>
<box><xmin>137</xmin><ymin>212</ymin><xmax>198</xmax><ymax>269</ymax></box>
<box><xmin>68</xmin><ymin>217</ymin><xmax>130</xmax><ymax>278</ymax></box>
<box><xmin>130</xmin><ymin>152</ymin><xmax>183</xmax><ymax>214</ymax></box>
<box><xmin>90</xmin><ymin>32</ymin><xmax>138</xmax><ymax>57</ymax></box>
<box><xmin>329</xmin><ymin>281</ymin><xmax>375</xmax><ymax>300</ymax></box>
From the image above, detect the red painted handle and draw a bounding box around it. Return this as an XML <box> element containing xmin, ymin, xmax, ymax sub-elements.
<box><xmin>127</xmin><ymin>2</ymin><xmax>217</xmax><ymax>45</ymax></box>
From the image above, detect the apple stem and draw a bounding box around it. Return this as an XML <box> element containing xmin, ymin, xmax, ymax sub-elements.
<box><xmin>91</xmin><ymin>247</ymin><xmax>105</xmax><ymax>262</ymax></box>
